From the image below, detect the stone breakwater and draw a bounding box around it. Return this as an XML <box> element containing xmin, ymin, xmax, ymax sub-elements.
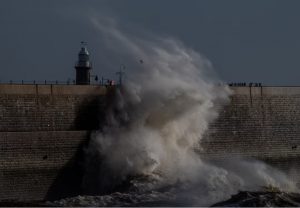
<box><xmin>0</xmin><ymin>85</ymin><xmax>300</xmax><ymax>202</ymax></box>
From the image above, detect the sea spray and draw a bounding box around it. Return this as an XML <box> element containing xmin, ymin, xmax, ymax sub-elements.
<box><xmin>81</xmin><ymin>18</ymin><xmax>297</xmax><ymax>206</ymax></box>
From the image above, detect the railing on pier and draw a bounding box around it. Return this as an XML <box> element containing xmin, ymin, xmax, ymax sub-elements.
<box><xmin>0</xmin><ymin>79</ymin><xmax>116</xmax><ymax>86</ymax></box>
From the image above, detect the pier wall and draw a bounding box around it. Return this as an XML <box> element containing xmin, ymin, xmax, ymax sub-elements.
<box><xmin>201</xmin><ymin>86</ymin><xmax>300</xmax><ymax>183</ymax></box>
<box><xmin>0</xmin><ymin>84</ymin><xmax>109</xmax><ymax>201</ymax></box>
<box><xmin>1</xmin><ymin>85</ymin><xmax>300</xmax><ymax>201</ymax></box>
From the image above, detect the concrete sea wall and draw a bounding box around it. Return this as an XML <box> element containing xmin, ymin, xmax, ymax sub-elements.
<box><xmin>0</xmin><ymin>131</ymin><xmax>89</xmax><ymax>201</ymax></box>
<box><xmin>0</xmin><ymin>84</ymin><xmax>110</xmax><ymax>201</ymax></box>
<box><xmin>0</xmin><ymin>85</ymin><xmax>300</xmax><ymax>201</ymax></box>
<box><xmin>201</xmin><ymin>86</ymin><xmax>300</xmax><ymax>183</ymax></box>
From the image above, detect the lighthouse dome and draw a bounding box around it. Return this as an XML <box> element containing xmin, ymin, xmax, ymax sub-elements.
<box><xmin>76</xmin><ymin>46</ymin><xmax>91</xmax><ymax>68</ymax></box>
<box><xmin>79</xmin><ymin>47</ymin><xmax>89</xmax><ymax>56</ymax></box>
<box><xmin>78</xmin><ymin>47</ymin><xmax>90</xmax><ymax>62</ymax></box>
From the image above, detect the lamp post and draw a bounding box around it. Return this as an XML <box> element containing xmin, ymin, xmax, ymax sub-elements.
<box><xmin>116</xmin><ymin>64</ymin><xmax>126</xmax><ymax>86</ymax></box>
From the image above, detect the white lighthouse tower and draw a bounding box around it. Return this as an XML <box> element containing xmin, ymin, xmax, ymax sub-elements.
<box><xmin>75</xmin><ymin>42</ymin><xmax>92</xmax><ymax>85</ymax></box>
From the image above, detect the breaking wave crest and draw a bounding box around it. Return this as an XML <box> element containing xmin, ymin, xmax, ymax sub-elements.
<box><xmin>68</xmin><ymin>18</ymin><xmax>298</xmax><ymax>206</ymax></box>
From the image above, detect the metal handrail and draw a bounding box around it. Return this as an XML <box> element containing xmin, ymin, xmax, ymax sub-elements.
<box><xmin>0</xmin><ymin>79</ymin><xmax>119</xmax><ymax>86</ymax></box>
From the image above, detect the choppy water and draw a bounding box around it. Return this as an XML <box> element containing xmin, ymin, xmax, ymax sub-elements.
<box><xmin>1</xmin><ymin>172</ymin><xmax>299</xmax><ymax>207</ymax></box>
<box><xmin>212</xmin><ymin>191</ymin><xmax>300</xmax><ymax>207</ymax></box>
<box><xmin>44</xmin><ymin>175</ymin><xmax>300</xmax><ymax>207</ymax></box>
<box><xmin>47</xmin><ymin>191</ymin><xmax>300</xmax><ymax>207</ymax></box>
<box><xmin>2</xmin><ymin>190</ymin><xmax>300</xmax><ymax>207</ymax></box>
<box><xmin>2</xmin><ymin>191</ymin><xmax>300</xmax><ymax>207</ymax></box>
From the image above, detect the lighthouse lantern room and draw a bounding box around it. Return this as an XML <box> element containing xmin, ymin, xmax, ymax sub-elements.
<box><xmin>75</xmin><ymin>42</ymin><xmax>92</xmax><ymax>85</ymax></box>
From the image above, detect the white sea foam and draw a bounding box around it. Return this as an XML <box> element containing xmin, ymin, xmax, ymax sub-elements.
<box><xmin>80</xmin><ymin>17</ymin><xmax>297</xmax><ymax>206</ymax></box>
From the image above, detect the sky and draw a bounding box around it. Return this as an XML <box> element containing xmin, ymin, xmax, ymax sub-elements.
<box><xmin>1</xmin><ymin>0</ymin><xmax>300</xmax><ymax>85</ymax></box>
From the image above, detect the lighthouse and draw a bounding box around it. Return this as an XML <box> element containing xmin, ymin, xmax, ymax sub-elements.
<box><xmin>75</xmin><ymin>42</ymin><xmax>92</xmax><ymax>85</ymax></box>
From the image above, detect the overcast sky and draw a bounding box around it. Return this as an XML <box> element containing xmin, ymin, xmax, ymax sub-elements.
<box><xmin>1</xmin><ymin>0</ymin><xmax>300</xmax><ymax>85</ymax></box>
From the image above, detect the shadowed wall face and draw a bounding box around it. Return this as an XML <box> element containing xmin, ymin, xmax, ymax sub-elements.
<box><xmin>0</xmin><ymin>131</ymin><xmax>89</xmax><ymax>201</ymax></box>
<box><xmin>0</xmin><ymin>85</ymin><xmax>109</xmax><ymax>201</ymax></box>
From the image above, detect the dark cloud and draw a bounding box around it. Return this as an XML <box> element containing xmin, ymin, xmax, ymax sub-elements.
<box><xmin>0</xmin><ymin>0</ymin><xmax>299</xmax><ymax>85</ymax></box>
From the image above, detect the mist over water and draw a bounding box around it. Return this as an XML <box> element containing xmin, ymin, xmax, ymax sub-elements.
<box><xmin>76</xmin><ymin>18</ymin><xmax>298</xmax><ymax>206</ymax></box>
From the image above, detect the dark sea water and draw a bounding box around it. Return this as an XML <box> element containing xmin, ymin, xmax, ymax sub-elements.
<box><xmin>212</xmin><ymin>191</ymin><xmax>300</xmax><ymax>207</ymax></box>
<box><xmin>1</xmin><ymin>174</ymin><xmax>300</xmax><ymax>207</ymax></box>
<box><xmin>25</xmin><ymin>175</ymin><xmax>300</xmax><ymax>207</ymax></box>
<box><xmin>2</xmin><ymin>191</ymin><xmax>300</xmax><ymax>207</ymax></box>
<box><xmin>4</xmin><ymin>190</ymin><xmax>297</xmax><ymax>207</ymax></box>
<box><xmin>8</xmin><ymin>190</ymin><xmax>293</xmax><ymax>207</ymax></box>
<box><xmin>44</xmin><ymin>191</ymin><xmax>300</xmax><ymax>207</ymax></box>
